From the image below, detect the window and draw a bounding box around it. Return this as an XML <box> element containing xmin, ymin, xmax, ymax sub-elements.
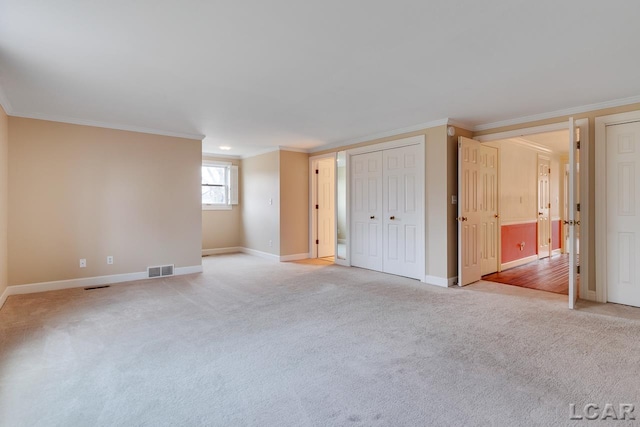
<box><xmin>202</xmin><ymin>162</ymin><xmax>238</xmax><ymax>210</ymax></box>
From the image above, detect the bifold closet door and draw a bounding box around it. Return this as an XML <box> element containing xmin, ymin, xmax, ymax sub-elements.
<box><xmin>351</xmin><ymin>151</ymin><xmax>383</xmax><ymax>271</ymax></box>
<box><xmin>382</xmin><ymin>145</ymin><xmax>424</xmax><ymax>280</ymax></box>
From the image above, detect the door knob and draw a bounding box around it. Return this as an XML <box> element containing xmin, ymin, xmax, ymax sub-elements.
<box><xmin>370</xmin><ymin>215</ymin><xmax>375</xmax><ymax>219</ymax></box>
<box><xmin>456</xmin><ymin>217</ymin><xmax>468</xmax><ymax>222</ymax></box>
<box><xmin>494</xmin><ymin>214</ymin><xmax>500</xmax><ymax>219</ymax></box>
<box><xmin>389</xmin><ymin>216</ymin><xmax>395</xmax><ymax>220</ymax></box>
<box><xmin>538</xmin><ymin>212</ymin><xmax>543</xmax><ymax>215</ymax></box>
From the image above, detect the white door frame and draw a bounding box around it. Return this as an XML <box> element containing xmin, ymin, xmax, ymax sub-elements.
<box><xmin>346</xmin><ymin>135</ymin><xmax>426</xmax><ymax>281</ymax></box>
<box><xmin>595</xmin><ymin>110</ymin><xmax>640</xmax><ymax>304</ymax></box>
<box><xmin>475</xmin><ymin>119</ymin><xmax>590</xmax><ymax>302</ymax></box>
<box><xmin>309</xmin><ymin>153</ymin><xmax>337</xmax><ymax>259</ymax></box>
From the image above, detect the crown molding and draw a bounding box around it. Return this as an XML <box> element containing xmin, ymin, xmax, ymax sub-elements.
<box><xmin>278</xmin><ymin>145</ymin><xmax>310</xmax><ymax>153</ymax></box>
<box><xmin>202</xmin><ymin>152</ymin><xmax>242</xmax><ymax>160</ymax></box>
<box><xmin>508</xmin><ymin>137</ymin><xmax>553</xmax><ymax>154</ymax></box>
<box><xmin>473</xmin><ymin>95</ymin><xmax>640</xmax><ymax>132</ymax></box>
<box><xmin>9</xmin><ymin>111</ymin><xmax>206</xmax><ymax>141</ymax></box>
<box><xmin>309</xmin><ymin>118</ymin><xmax>450</xmax><ymax>153</ymax></box>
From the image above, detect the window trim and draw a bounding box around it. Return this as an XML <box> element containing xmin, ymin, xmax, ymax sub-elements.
<box><xmin>202</xmin><ymin>161</ymin><xmax>233</xmax><ymax>210</ymax></box>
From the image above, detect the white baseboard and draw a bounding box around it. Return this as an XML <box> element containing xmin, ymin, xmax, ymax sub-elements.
<box><xmin>552</xmin><ymin>248</ymin><xmax>562</xmax><ymax>256</ymax></box>
<box><xmin>587</xmin><ymin>290</ymin><xmax>597</xmax><ymax>301</ymax></box>
<box><xmin>279</xmin><ymin>253</ymin><xmax>310</xmax><ymax>262</ymax></box>
<box><xmin>239</xmin><ymin>247</ymin><xmax>309</xmax><ymax>262</ymax></box>
<box><xmin>202</xmin><ymin>247</ymin><xmax>242</xmax><ymax>256</ymax></box>
<box><xmin>424</xmin><ymin>275</ymin><xmax>450</xmax><ymax>288</ymax></box>
<box><xmin>174</xmin><ymin>265</ymin><xmax>204</xmax><ymax>275</ymax></box>
<box><xmin>501</xmin><ymin>255</ymin><xmax>538</xmax><ymax>271</ymax></box>
<box><xmin>240</xmin><ymin>247</ymin><xmax>280</xmax><ymax>262</ymax></box>
<box><xmin>0</xmin><ymin>286</ymin><xmax>8</xmax><ymax>310</ymax></box>
<box><xmin>0</xmin><ymin>265</ymin><xmax>204</xmax><ymax>306</ymax></box>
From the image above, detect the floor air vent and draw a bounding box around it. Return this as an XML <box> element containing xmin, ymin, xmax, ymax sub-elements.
<box><xmin>84</xmin><ymin>285</ymin><xmax>110</xmax><ymax>291</ymax></box>
<box><xmin>147</xmin><ymin>264</ymin><xmax>175</xmax><ymax>278</ymax></box>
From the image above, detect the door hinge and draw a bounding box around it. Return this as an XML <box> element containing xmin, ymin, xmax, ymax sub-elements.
<box><xmin>577</xmin><ymin>265</ymin><xmax>581</xmax><ymax>274</ymax></box>
<box><xmin>548</xmin><ymin>168</ymin><xmax>551</xmax><ymax>174</ymax></box>
<box><xmin>548</xmin><ymin>238</ymin><xmax>551</xmax><ymax>243</ymax></box>
<box><xmin>315</xmin><ymin>239</ymin><xmax>319</xmax><ymax>244</ymax></box>
<box><xmin>315</xmin><ymin>204</ymin><xmax>319</xmax><ymax>209</ymax></box>
<box><xmin>577</xmin><ymin>141</ymin><xmax>581</xmax><ymax>150</ymax></box>
<box><xmin>458</xmin><ymin>142</ymin><xmax>461</xmax><ymax>148</ymax></box>
<box><xmin>577</xmin><ymin>203</ymin><xmax>580</xmax><ymax>212</ymax></box>
<box><xmin>315</xmin><ymin>169</ymin><xmax>319</xmax><ymax>174</ymax></box>
<box><xmin>548</xmin><ymin>203</ymin><xmax>551</xmax><ymax>209</ymax></box>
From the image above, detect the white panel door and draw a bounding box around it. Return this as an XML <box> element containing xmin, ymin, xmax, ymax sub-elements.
<box><xmin>382</xmin><ymin>145</ymin><xmax>424</xmax><ymax>280</ymax></box>
<box><xmin>480</xmin><ymin>145</ymin><xmax>499</xmax><ymax>276</ymax></box>
<box><xmin>317</xmin><ymin>158</ymin><xmax>335</xmax><ymax>258</ymax></box>
<box><xmin>350</xmin><ymin>151</ymin><xmax>383</xmax><ymax>271</ymax></box>
<box><xmin>458</xmin><ymin>137</ymin><xmax>482</xmax><ymax>286</ymax></box>
<box><xmin>537</xmin><ymin>155</ymin><xmax>551</xmax><ymax>259</ymax></box>
<box><xmin>606</xmin><ymin>120</ymin><xmax>640</xmax><ymax>307</ymax></box>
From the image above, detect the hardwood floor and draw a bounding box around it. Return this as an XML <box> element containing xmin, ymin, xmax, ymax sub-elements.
<box><xmin>482</xmin><ymin>254</ymin><xmax>572</xmax><ymax>295</ymax></box>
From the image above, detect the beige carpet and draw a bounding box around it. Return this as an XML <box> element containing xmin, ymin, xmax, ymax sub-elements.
<box><xmin>1</xmin><ymin>253</ymin><xmax>640</xmax><ymax>426</ymax></box>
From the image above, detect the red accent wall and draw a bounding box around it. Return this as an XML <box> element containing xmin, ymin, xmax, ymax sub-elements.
<box><xmin>552</xmin><ymin>220</ymin><xmax>562</xmax><ymax>250</ymax></box>
<box><xmin>501</xmin><ymin>222</ymin><xmax>537</xmax><ymax>263</ymax></box>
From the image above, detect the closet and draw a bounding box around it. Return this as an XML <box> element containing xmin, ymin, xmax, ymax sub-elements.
<box><xmin>350</xmin><ymin>141</ymin><xmax>424</xmax><ymax>280</ymax></box>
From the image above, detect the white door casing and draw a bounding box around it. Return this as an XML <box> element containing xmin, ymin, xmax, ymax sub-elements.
<box><xmin>480</xmin><ymin>145</ymin><xmax>499</xmax><ymax>276</ymax></box>
<box><xmin>604</xmin><ymin>120</ymin><xmax>640</xmax><ymax>307</ymax></box>
<box><xmin>350</xmin><ymin>151</ymin><xmax>384</xmax><ymax>272</ymax></box>
<box><xmin>538</xmin><ymin>155</ymin><xmax>551</xmax><ymax>259</ymax></box>
<box><xmin>382</xmin><ymin>144</ymin><xmax>424</xmax><ymax>279</ymax></box>
<box><xmin>568</xmin><ymin>118</ymin><xmax>579</xmax><ymax>309</ymax></box>
<box><xmin>317</xmin><ymin>158</ymin><xmax>335</xmax><ymax>258</ymax></box>
<box><xmin>458</xmin><ymin>136</ymin><xmax>482</xmax><ymax>286</ymax></box>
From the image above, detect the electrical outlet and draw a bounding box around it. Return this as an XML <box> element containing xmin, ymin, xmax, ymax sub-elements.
<box><xmin>268</xmin><ymin>240</ymin><xmax>273</xmax><ymax>247</ymax></box>
<box><xmin>451</xmin><ymin>195</ymin><xmax>457</xmax><ymax>205</ymax></box>
<box><xmin>268</xmin><ymin>198</ymin><xmax>273</xmax><ymax>205</ymax></box>
<box><xmin>80</xmin><ymin>258</ymin><xmax>87</xmax><ymax>268</ymax></box>
<box><xmin>107</xmin><ymin>256</ymin><xmax>114</xmax><ymax>265</ymax></box>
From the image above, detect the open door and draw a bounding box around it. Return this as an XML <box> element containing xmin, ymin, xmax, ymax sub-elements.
<box><xmin>458</xmin><ymin>136</ymin><xmax>482</xmax><ymax>286</ymax></box>
<box><xmin>568</xmin><ymin>118</ymin><xmax>579</xmax><ymax>309</ymax></box>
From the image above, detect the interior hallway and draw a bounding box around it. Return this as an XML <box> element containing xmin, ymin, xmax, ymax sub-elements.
<box><xmin>1</xmin><ymin>254</ymin><xmax>637</xmax><ymax>426</ymax></box>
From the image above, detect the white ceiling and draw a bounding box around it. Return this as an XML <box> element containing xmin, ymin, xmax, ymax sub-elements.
<box><xmin>1</xmin><ymin>1</ymin><xmax>639</xmax><ymax>157</ymax></box>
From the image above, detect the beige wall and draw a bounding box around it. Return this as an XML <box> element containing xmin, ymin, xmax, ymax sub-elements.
<box><xmin>0</xmin><ymin>106</ymin><xmax>8</xmax><ymax>297</ymax></box>
<box><xmin>279</xmin><ymin>151</ymin><xmax>309</xmax><ymax>256</ymax></box>
<box><xmin>496</xmin><ymin>142</ymin><xmax>539</xmax><ymax>223</ymax></box>
<box><xmin>202</xmin><ymin>156</ymin><xmax>242</xmax><ymax>250</ymax></box>
<box><xmin>8</xmin><ymin>118</ymin><xmax>202</xmax><ymax>286</ymax></box>
<box><xmin>241</xmin><ymin>150</ymin><xmax>280</xmax><ymax>255</ymax></box>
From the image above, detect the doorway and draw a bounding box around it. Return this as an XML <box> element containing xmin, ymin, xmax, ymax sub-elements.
<box><xmin>310</xmin><ymin>154</ymin><xmax>337</xmax><ymax>261</ymax></box>
<box><xmin>459</xmin><ymin>119</ymin><xmax>588</xmax><ymax>308</ymax></box>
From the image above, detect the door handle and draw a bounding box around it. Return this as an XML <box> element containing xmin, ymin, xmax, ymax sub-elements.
<box><xmin>389</xmin><ymin>216</ymin><xmax>395</xmax><ymax>220</ymax></box>
<box><xmin>494</xmin><ymin>214</ymin><xmax>500</xmax><ymax>219</ymax></box>
<box><xmin>456</xmin><ymin>217</ymin><xmax>468</xmax><ymax>222</ymax></box>
<box><xmin>370</xmin><ymin>215</ymin><xmax>375</xmax><ymax>219</ymax></box>
<box><xmin>538</xmin><ymin>212</ymin><xmax>543</xmax><ymax>215</ymax></box>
